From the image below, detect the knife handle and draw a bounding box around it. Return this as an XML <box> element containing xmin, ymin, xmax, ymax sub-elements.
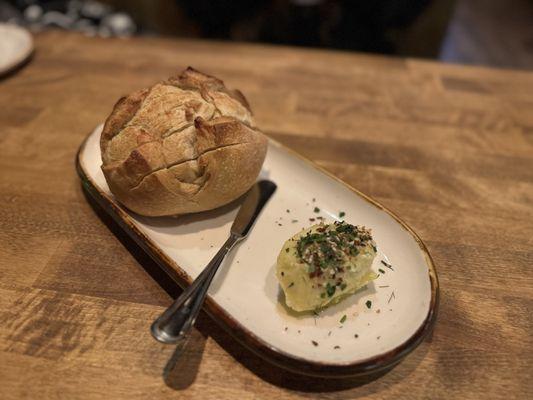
<box><xmin>151</xmin><ymin>234</ymin><xmax>239</xmax><ymax>344</ymax></box>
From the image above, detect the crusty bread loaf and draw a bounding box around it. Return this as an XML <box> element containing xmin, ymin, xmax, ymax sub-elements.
<box><xmin>100</xmin><ymin>67</ymin><xmax>267</xmax><ymax>216</ymax></box>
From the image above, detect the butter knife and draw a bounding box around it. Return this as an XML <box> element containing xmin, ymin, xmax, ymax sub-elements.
<box><xmin>151</xmin><ymin>180</ymin><xmax>277</xmax><ymax>344</ymax></box>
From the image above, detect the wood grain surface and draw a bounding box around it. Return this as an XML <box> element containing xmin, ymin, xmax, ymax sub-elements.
<box><xmin>0</xmin><ymin>31</ymin><xmax>532</xmax><ymax>399</ymax></box>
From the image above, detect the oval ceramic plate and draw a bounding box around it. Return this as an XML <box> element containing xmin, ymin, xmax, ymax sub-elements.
<box><xmin>0</xmin><ymin>24</ymin><xmax>33</xmax><ymax>76</ymax></box>
<box><xmin>77</xmin><ymin>125</ymin><xmax>438</xmax><ymax>377</ymax></box>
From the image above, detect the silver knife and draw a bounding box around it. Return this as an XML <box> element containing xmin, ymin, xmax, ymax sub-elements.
<box><xmin>151</xmin><ymin>180</ymin><xmax>277</xmax><ymax>344</ymax></box>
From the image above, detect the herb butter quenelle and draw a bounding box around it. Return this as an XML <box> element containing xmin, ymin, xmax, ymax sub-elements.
<box><xmin>276</xmin><ymin>221</ymin><xmax>378</xmax><ymax>312</ymax></box>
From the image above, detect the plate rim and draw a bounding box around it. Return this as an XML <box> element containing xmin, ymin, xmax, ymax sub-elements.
<box><xmin>0</xmin><ymin>24</ymin><xmax>34</xmax><ymax>76</ymax></box>
<box><xmin>76</xmin><ymin>126</ymin><xmax>439</xmax><ymax>378</ymax></box>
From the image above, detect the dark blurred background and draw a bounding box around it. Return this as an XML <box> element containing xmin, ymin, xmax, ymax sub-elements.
<box><xmin>2</xmin><ymin>0</ymin><xmax>533</xmax><ymax>69</ymax></box>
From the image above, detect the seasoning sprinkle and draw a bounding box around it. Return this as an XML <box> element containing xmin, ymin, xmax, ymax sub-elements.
<box><xmin>378</xmin><ymin>268</ymin><xmax>385</xmax><ymax>274</ymax></box>
<box><xmin>328</xmin><ymin>331</ymin><xmax>332</xmax><ymax>336</ymax></box>
<box><xmin>285</xmin><ymin>248</ymin><xmax>290</xmax><ymax>253</ymax></box>
<box><xmin>388</xmin><ymin>291</ymin><xmax>396</xmax><ymax>304</ymax></box>
<box><xmin>366</xmin><ymin>300</ymin><xmax>372</xmax><ymax>309</ymax></box>
<box><xmin>381</xmin><ymin>260</ymin><xmax>394</xmax><ymax>271</ymax></box>
<box><xmin>313</xmin><ymin>207</ymin><xmax>320</xmax><ymax>213</ymax></box>
<box><xmin>354</xmin><ymin>334</ymin><xmax>359</xmax><ymax>338</ymax></box>
<box><xmin>339</xmin><ymin>211</ymin><xmax>346</xmax><ymax>218</ymax></box>
<box><xmin>288</xmin><ymin>282</ymin><xmax>294</xmax><ymax>288</ymax></box>
<box><xmin>340</xmin><ymin>315</ymin><xmax>347</xmax><ymax>324</ymax></box>
<box><xmin>291</xmin><ymin>219</ymin><xmax>298</xmax><ymax>223</ymax></box>
<box><xmin>334</xmin><ymin>345</ymin><xmax>341</xmax><ymax>349</ymax></box>
<box><xmin>296</xmin><ymin>221</ymin><xmax>375</xmax><ymax>280</ymax></box>
<box><xmin>311</xmin><ymin>340</ymin><xmax>318</xmax><ymax>347</ymax></box>
<box><xmin>286</xmin><ymin>209</ymin><xmax>290</xmax><ymax>213</ymax></box>
<box><xmin>326</xmin><ymin>282</ymin><xmax>336</xmax><ymax>297</ymax></box>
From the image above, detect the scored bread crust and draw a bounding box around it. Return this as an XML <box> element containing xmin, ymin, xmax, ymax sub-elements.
<box><xmin>100</xmin><ymin>67</ymin><xmax>267</xmax><ymax>216</ymax></box>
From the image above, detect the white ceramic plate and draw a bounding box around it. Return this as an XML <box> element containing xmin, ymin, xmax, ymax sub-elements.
<box><xmin>77</xmin><ymin>125</ymin><xmax>438</xmax><ymax>377</ymax></box>
<box><xmin>0</xmin><ymin>24</ymin><xmax>33</xmax><ymax>76</ymax></box>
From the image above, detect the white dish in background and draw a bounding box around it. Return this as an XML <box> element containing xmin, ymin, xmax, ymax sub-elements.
<box><xmin>77</xmin><ymin>125</ymin><xmax>438</xmax><ymax>377</ymax></box>
<box><xmin>0</xmin><ymin>24</ymin><xmax>33</xmax><ymax>76</ymax></box>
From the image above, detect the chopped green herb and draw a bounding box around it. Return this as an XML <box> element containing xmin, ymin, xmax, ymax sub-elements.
<box><xmin>339</xmin><ymin>211</ymin><xmax>345</xmax><ymax>218</ymax></box>
<box><xmin>365</xmin><ymin>300</ymin><xmax>372</xmax><ymax>309</ymax></box>
<box><xmin>340</xmin><ymin>283</ymin><xmax>347</xmax><ymax>291</ymax></box>
<box><xmin>349</xmin><ymin>247</ymin><xmax>359</xmax><ymax>256</ymax></box>
<box><xmin>313</xmin><ymin>207</ymin><xmax>320</xmax><ymax>213</ymax></box>
<box><xmin>340</xmin><ymin>315</ymin><xmax>347</xmax><ymax>323</ymax></box>
<box><xmin>291</xmin><ymin>219</ymin><xmax>298</xmax><ymax>223</ymax></box>
<box><xmin>285</xmin><ymin>248</ymin><xmax>290</xmax><ymax>253</ymax></box>
<box><xmin>378</xmin><ymin>268</ymin><xmax>385</xmax><ymax>274</ymax></box>
<box><xmin>320</xmin><ymin>292</ymin><xmax>326</xmax><ymax>298</ymax></box>
<box><xmin>388</xmin><ymin>291</ymin><xmax>395</xmax><ymax>304</ymax></box>
<box><xmin>295</xmin><ymin>221</ymin><xmax>375</xmax><ymax>279</ymax></box>
<box><xmin>381</xmin><ymin>260</ymin><xmax>394</xmax><ymax>271</ymax></box>
<box><xmin>288</xmin><ymin>282</ymin><xmax>294</xmax><ymax>288</ymax></box>
<box><xmin>336</xmin><ymin>223</ymin><xmax>354</xmax><ymax>234</ymax></box>
<box><xmin>326</xmin><ymin>282</ymin><xmax>336</xmax><ymax>297</ymax></box>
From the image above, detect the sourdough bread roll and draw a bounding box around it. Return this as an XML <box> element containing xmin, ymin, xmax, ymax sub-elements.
<box><xmin>100</xmin><ymin>67</ymin><xmax>267</xmax><ymax>216</ymax></box>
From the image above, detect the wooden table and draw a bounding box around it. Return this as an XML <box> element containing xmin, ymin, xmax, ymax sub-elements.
<box><xmin>1</xmin><ymin>31</ymin><xmax>532</xmax><ymax>400</ymax></box>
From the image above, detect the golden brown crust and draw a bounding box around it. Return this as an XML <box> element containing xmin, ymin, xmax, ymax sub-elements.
<box><xmin>100</xmin><ymin>88</ymin><xmax>149</xmax><ymax>156</ymax></box>
<box><xmin>100</xmin><ymin>68</ymin><xmax>267</xmax><ymax>216</ymax></box>
<box><xmin>168</xmin><ymin>67</ymin><xmax>252</xmax><ymax>113</ymax></box>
